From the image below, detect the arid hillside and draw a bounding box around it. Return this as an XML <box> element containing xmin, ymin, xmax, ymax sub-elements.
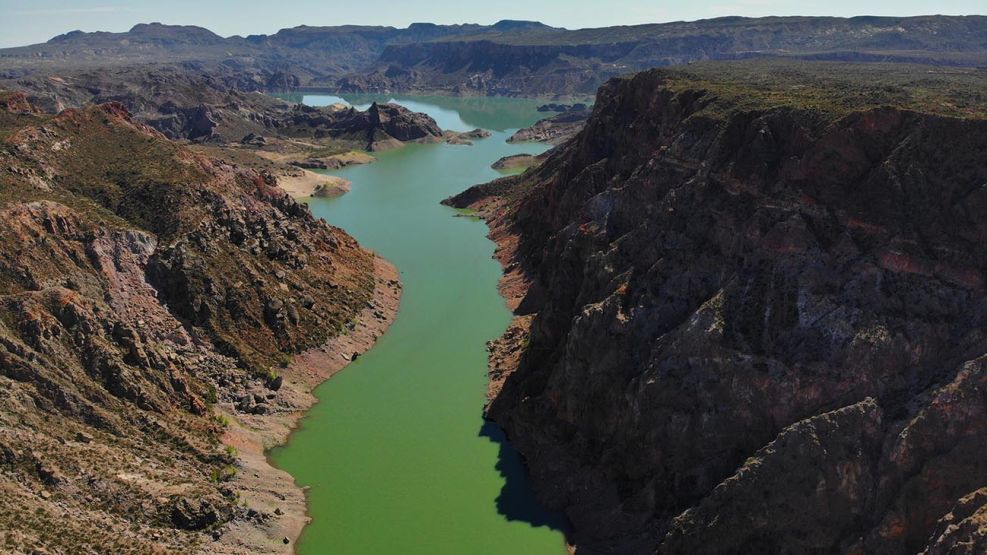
<box><xmin>0</xmin><ymin>91</ymin><xmax>393</xmax><ymax>553</ymax></box>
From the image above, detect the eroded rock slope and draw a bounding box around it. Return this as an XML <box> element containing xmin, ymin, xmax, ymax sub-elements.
<box><xmin>0</xmin><ymin>92</ymin><xmax>380</xmax><ymax>553</ymax></box>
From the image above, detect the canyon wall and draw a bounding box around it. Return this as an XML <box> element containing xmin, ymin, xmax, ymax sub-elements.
<box><xmin>450</xmin><ymin>69</ymin><xmax>987</xmax><ymax>553</ymax></box>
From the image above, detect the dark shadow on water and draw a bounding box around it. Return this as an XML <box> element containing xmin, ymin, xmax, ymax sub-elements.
<box><xmin>479</xmin><ymin>420</ymin><xmax>571</xmax><ymax>535</ymax></box>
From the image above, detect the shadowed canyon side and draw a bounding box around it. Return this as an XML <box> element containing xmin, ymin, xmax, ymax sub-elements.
<box><xmin>0</xmin><ymin>91</ymin><xmax>400</xmax><ymax>553</ymax></box>
<box><xmin>446</xmin><ymin>64</ymin><xmax>987</xmax><ymax>554</ymax></box>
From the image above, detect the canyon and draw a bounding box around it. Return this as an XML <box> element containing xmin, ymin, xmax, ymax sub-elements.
<box><xmin>270</xmin><ymin>95</ymin><xmax>568</xmax><ymax>553</ymax></box>
<box><xmin>4</xmin><ymin>11</ymin><xmax>987</xmax><ymax>555</ymax></box>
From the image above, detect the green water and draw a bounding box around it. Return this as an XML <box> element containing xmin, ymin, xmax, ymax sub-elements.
<box><xmin>269</xmin><ymin>96</ymin><xmax>567</xmax><ymax>554</ymax></box>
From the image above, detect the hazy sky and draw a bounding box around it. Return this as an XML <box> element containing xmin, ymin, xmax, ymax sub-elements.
<box><xmin>0</xmin><ymin>0</ymin><xmax>984</xmax><ymax>48</ymax></box>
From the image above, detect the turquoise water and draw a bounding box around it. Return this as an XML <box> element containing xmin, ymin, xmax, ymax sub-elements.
<box><xmin>270</xmin><ymin>96</ymin><xmax>566</xmax><ymax>554</ymax></box>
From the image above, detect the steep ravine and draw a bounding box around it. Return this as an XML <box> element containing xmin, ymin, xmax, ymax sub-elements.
<box><xmin>447</xmin><ymin>69</ymin><xmax>987</xmax><ymax>553</ymax></box>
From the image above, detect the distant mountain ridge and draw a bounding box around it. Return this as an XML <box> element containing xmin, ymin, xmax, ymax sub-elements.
<box><xmin>2</xmin><ymin>16</ymin><xmax>987</xmax><ymax>96</ymax></box>
<box><xmin>0</xmin><ymin>20</ymin><xmax>557</xmax><ymax>79</ymax></box>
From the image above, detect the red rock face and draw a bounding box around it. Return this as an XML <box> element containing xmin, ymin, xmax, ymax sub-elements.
<box><xmin>457</xmin><ymin>70</ymin><xmax>987</xmax><ymax>553</ymax></box>
<box><xmin>0</xmin><ymin>91</ymin><xmax>39</xmax><ymax>114</ymax></box>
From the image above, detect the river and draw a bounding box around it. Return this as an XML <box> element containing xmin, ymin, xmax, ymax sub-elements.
<box><xmin>269</xmin><ymin>95</ymin><xmax>568</xmax><ymax>554</ymax></box>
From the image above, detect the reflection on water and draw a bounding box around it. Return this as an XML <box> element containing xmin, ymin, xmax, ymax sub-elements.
<box><xmin>296</xmin><ymin>93</ymin><xmax>351</xmax><ymax>107</ymax></box>
<box><xmin>273</xmin><ymin>92</ymin><xmax>553</xmax><ymax>132</ymax></box>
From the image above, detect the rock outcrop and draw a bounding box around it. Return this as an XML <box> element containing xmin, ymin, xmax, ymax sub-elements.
<box><xmin>491</xmin><ymin>153</ymin><xmax>543</xmax><ymax>171</ymax></box>
<box><xmin>507</xmin><ymin>108</ymin><xmax>589</xmax><ymax>145</ymax></box>
<box><xmin>448</xmin><ymin>66</ymin><xmax>987</xmax><ymax>553</ymax></box>
<box><xmin>445</xmin><ymin>128</ymin><xmax>492</xmax><ymax>145</ymax></box>
<box><xmin>274</xmin><ymin>100</ymin><xmax>442</xmax><ymax>151</ymax></box>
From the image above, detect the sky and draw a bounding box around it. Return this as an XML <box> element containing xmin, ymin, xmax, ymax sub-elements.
<box><xmin>0</xmin><ymin>0</ymin><xmax>984</xmax><ymax>48</ymax></box>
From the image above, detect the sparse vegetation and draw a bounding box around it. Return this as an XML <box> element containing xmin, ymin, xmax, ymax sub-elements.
<box><xmin>211</xmin><ymin>465</ymin><xmax>237</xmax><ymax>483</ymax></box>
<box><xmin>205</xmin><ymin>384</ymin><xmax>218</xmax><ymax>405</ymax></box>
<box><xmin>663</xmin><ymin>60</ymin><xmax>987</xmax><ymax>120</ymax></box>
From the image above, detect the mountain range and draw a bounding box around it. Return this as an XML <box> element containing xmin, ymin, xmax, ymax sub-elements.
<box><xmin>3</xmin><ymin>16</ymin><xmax>987</xmax><ymax>95</ymax></box>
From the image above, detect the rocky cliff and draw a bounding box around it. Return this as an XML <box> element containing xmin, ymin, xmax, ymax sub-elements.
<box><xmin>447</xmin><ymin>64</ymin><xmax>987</xmax><ymax>553</ymax></box>
<box><xmin>0</xmin><ymin>92</ymin><xmax>394</xmax><ymax>552</ymax></box>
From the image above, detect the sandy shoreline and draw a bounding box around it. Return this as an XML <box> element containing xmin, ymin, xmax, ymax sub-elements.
<box><xmin>211</xmin><ymin>256</ymin><xmax>401</xmax><ymax>553</ymax></box>
<box><xmin>277</xmin><ymin>168</ymin><xmax>352</xmax><ymax>199</ymax></box>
